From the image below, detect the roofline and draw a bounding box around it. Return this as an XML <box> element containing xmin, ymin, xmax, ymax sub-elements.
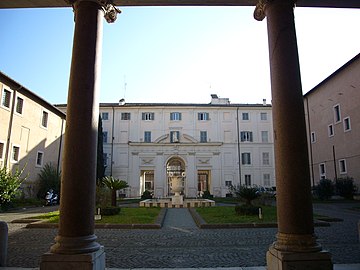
<box><xmin>56</xmin><ymin>103</ymin><xmax>272</xmax><ymax>108</ymax></box>
<box><xmin>0</xmin><ymin>71</ymin><xmax>66</xmax><ymax>119</ymax></box>
<box><xmin>304</xmin><ymin>52</ymin><xmax>360</xmax><ymax>98</ymax></box>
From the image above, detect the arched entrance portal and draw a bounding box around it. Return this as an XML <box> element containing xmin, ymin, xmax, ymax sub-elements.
<box><xmin>166</xmin><ymin>157</ymin><xmax>185</xmax><ymax>197</ymax></box>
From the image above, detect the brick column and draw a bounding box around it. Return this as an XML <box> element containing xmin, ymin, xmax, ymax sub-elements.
<box><xmin>40</xmin><ymin>0</ymin><xmax>119</xmax><ymax>269</ymax></box>
<box><xmin>254</xmin><ymin>0</ymin><xmax>332</xmax><ymax>269</ymax></box>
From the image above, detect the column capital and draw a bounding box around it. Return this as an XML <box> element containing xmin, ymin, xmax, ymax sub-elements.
<box><xmin>65</xmin><ymin>0</ymin><xmax>121</xmax><ymax>23</ymax></box>
<box><xmin>253</xmin><ymin>0</ymin><xmax>296</xmax><ymax>21</ymax></box>
<box><xmin>253</xmin><ymin>0</ymin><xmax>269</xmax><ymax>21</ymax></box>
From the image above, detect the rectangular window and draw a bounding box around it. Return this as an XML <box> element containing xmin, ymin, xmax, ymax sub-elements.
<box><xmin>198</xmin><ymin>112</ymin><xmax>209</xmax><ymax>121</ymax></box>
<box><xmin>241</xmin><ymin>152</ymin><xmax>251</xmax><ymax>165</ymax></box>
<box><xmin>121</xmin><ymin>112</ymin><xmax>131</xmax><ymax>120</ymax></box>
<box><xmin>240</xmin><ymin>131</ymin><xmax>253</xmax><ymax>142</ymax></box>
<box><xmin>142</xmin><ymin>112</ymin><xmax>155</xmax><ymax>121</ymax></box>
<box><xmin>41</xmin><ymin>111</ymin><xmax>49</xmax><ymax>128</ymax></box>
<box><xmin>262</xmin><ymin>152</ymin><xmax>270</xmax><ymax>165</ymax></box>
<box><xmin>328</xmin><ymin>124</ymin><xmax>334</xmax><ymax>137</ymax></box>
<box><xmin>170</xmin><ymin>131</ymin><xmax>180</xmax><ymax>143</ymax></box>
<box><xmin>319</xmin><ymin>163</ymin><xmax>326</xmax><ymax>179</ymax></box>
<box><xmin>200</xmin><ymin>131</ymin><xmax>207</xmax><ymax>143</ymax></box>
<box><xmin>334</xmin><ymin>104</ymin><xmax>341</xmax><ymax>123</ymax></box>
<box><xmin>225</xmin><ymin>180</ymin><xmax>232</xmax><ymax>187</ymax></box>
<box><xmin>245</xmin><ymin>175</ymin><xmax>251</xmax><ymax>186</ymax></box>
<box><xmin>103</xmin><ymin>153</ymin><xmax>108</xmax><ymax>166</ymax></box>
<box><xmin>103</xmin><ymin>131</ymin><xmax>108</xmax><ymax>143</ymax></box>
<box><xmin>339</xmin><ymin>159</ymin><xmax>347</xmax><ymax>174</ymax></box>
<box><xmin>12</xmin><ymin>145</ymin><xmax>20</xmax><ymax>162</ymax></box>
<box><xmin>261</xmin><ymin>131</ymin><xmax>269</xmax><ymax>143</ymax></box>
<box><xmin>36</xmin><ymin>151</ymin><xmax>44</xmax><ymax>167</ymax></box>
<box><xmin>343</xmin><ymin>117</ymin><xmax>351</xmax><ymax>132</ymax></box>
<box><xmin>170</xmin><ymin>112</ymin><xmax>182</xmax><ymax>121</ymax></box>
<box><xmin>1</xmin><ymin>89</ymin><xmax>11</xmax><ymax>108</ymax></box>
<box><xmin>16</xmin><ymin>96</ymin><xmax>24</xmax><ymax>114</ymax></box>
<box><xmin>311</xmin><ymin>132</ymin><xmax>316</xmax><ymax>143</ymax></box>
<box><xmin>0</xmin><ymin>142</ymin><xmax>4</xmax><ymax>159</ymax></box>
<box><xmin>260</xmin><ymin>112</ymin><xmax>267</xmax><ymax>121</ymax></box>
<box><xmin>101</xmin><ymin>112</ymin><xmax>109</xmax><ymax>120</ymax></box>
<box><xmin>242</xmin><ymin>112</ymin><xmax>249</xmax><ymax>120</ymax></box>
<box><xmin>263</xmin><ymin>174</ymin><xmax>270</xmax><ymax>186</ymax></box>
<box><xmin>144</xmin><ymin>131</ymin><xmax>151</xmax><ymax>143</ymax></box>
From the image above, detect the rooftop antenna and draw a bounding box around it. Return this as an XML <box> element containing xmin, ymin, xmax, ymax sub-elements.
<box><xmin>123</xmin><ymin>75</ymin><xmax>127</xmax><ymax>100</ymax></box>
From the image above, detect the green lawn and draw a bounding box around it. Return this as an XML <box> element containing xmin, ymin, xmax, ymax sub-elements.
<box><xmin>195</xmin><ymin>205</ymin><xmax>277</xmax><ymax>224</ymax></box>
<box><xmin>31</xmin><ymin>207</ymin><xmax>162</xmax><ymax>224</ymax></box>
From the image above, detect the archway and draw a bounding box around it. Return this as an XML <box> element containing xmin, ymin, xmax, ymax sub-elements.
<box><xmin>166</xmin><ymin>156</ymin><xmax>186</xmax><ymax>197</ymax></box>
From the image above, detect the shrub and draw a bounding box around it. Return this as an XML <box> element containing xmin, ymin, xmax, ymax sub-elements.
<box><xmin>37</xmin><ymin>163</ymin><xmax>61</xmax><ymax>200</ymax></box>
<box><xmin>335</xmin><ymin>177</ymin><xmax>357</xmax><ymax>199</ymax></box>
<box><xmin>314</xmin><ymin>179</ymin><xmax>334</xmax><ymax>200</ymax></box>
<box><xmin>96</xmin><ymin>185</ymin><xmax>111</xmax><ymax>208</ymax></box>
<box><xmin>141</xmin><ymin>190</ymin><xmax>153</xmax><ymax>199</ymax></box>
<box><xmin>0</xmin><ymin>166</ymin><xmax>27</xmax><ymax>210</ymax></box>
<box><xmin>100</xmin><ymin>206</ymin><xmax>121</xmax><ymax>216</ymax></box>
<box><xmin>202</xmin><ymin>190</ymin><xmax>213</xmax><ymax>199</ymax></box>
<box><xmin>235</xmin><ymin>204</ymin><xmax>261</xmax><ymax>216</ymax></box>
<box><xmin>254</xmin><ymin>192</ymin><xmax>275</xmax><ymax>206</ymax></box>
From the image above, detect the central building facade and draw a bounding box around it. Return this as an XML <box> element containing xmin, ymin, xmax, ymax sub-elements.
<box><xmin>98</xmin><ymin>95</ymin><xmax>275</xmax><ymax>198</ymax></box>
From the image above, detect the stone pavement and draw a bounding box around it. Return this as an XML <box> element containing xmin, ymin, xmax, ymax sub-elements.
<box><xmin>1</xmin><ymin>203</ymin><xmax>360</xmax><ymax>269</ymax></box>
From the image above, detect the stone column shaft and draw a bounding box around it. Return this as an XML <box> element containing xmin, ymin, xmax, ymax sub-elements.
<box><xmin>51</xmin><ymin>0</ymin><xmax>103</xmax><ymax>254</ymax></box>
<box><xmin>265</xmin><ymin>0</ymin><xmax>319</xmax><ymax>251</ymax></box>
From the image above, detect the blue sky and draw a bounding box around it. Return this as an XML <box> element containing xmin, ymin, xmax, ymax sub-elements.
<box><xmin>0</xmin><ymin>7</ymin><xmax>359</xmax><ymax>105</ymax></box>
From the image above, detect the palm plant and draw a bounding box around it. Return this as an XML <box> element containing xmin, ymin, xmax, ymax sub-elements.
<box><xmin>101</xmin><ymin>176</ymin><xmax>129</xmax><ymax>206</ymax></box>
<box><xmin>37</xmin><ymin>163</ymin><xmax>61</xmax><ymax>200</ymax></box>
<box><xmin>230</xmin><ymin>184</ymin><xmax>260</xmax><ymax>205</ymax></box>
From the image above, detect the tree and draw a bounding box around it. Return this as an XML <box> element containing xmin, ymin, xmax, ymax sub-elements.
<box><xmin>37</xmin><ymin>163</ymin><xmax>61</xmax><ymax>200</ymax></box>
<box><xmin>101</xmin><ymin>176</ymin><xmax>129</xmax><ymax>206</ymax></box>
<box><xmin>0</xmin><ymin>166</ymin><xmax>27</xmax><ymax>209</ymax></box>
<box><xmin>96</xmin><ymin>115</ymin><xmax>106</xmax><ymax>185</ymax></box>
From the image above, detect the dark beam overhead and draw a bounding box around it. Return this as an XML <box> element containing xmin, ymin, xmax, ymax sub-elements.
<box><xmin>1</xmin><ymin>0</ymin><xmax>360</xmax><ymax>8</ymax></box>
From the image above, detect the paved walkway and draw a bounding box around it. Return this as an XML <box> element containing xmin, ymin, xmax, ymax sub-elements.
<box><xmin>163</xmin><ymin>208</ymin><xmax>198</xmax><ymax>230</ymax></box>
<box><xmin>1</xmin><ymin>203</ymin><xmax>360</xmax><ymax>269</ymax></box>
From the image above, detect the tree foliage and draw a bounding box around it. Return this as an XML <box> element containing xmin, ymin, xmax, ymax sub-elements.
<box><xmin>96</xmin><ymin>115</ymin><xmax>106</xmax><ymax>186</ymax></box>
<box><xmin>0</xmin><ymin>166</ymin><xmax>27</xmax><ymax>208</ymax></box>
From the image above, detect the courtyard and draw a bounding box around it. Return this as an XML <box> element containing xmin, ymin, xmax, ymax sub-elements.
<box><xmin>2</xmin><ymin>202</ymin><xmax>360</xmax><ymax>268</ymax></box>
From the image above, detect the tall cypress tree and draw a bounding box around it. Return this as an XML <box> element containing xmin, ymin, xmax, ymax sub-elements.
<box><xmin>96</xmin><ymin>115</ymin><xmax>106</xmax><ymax>185</ymax></box>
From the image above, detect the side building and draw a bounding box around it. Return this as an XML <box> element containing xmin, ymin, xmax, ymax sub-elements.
<box><xmin>0</xmin><ymin>72</ymin><xmax>66</xmax><ymax>198</ymax></box>
<box><xmin>304</xmin><ymin>53</ymin><xmax>360</xmax><ymax>188</ymax></box>
<box><xmin>92</xmin><ymin>95</ymin><xmax>275</xmax><ymax>198</ymax></box>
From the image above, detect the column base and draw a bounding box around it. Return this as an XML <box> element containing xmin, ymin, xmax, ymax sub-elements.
<box><xmin>40</xmin><ymin>246</ymin><xmax>105</xmax><ymax>270</ymax></box>
<box><xmin>267</xmin><ymin>245</ymin><xmax>333</xmax><ymax>270</ymax></box>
